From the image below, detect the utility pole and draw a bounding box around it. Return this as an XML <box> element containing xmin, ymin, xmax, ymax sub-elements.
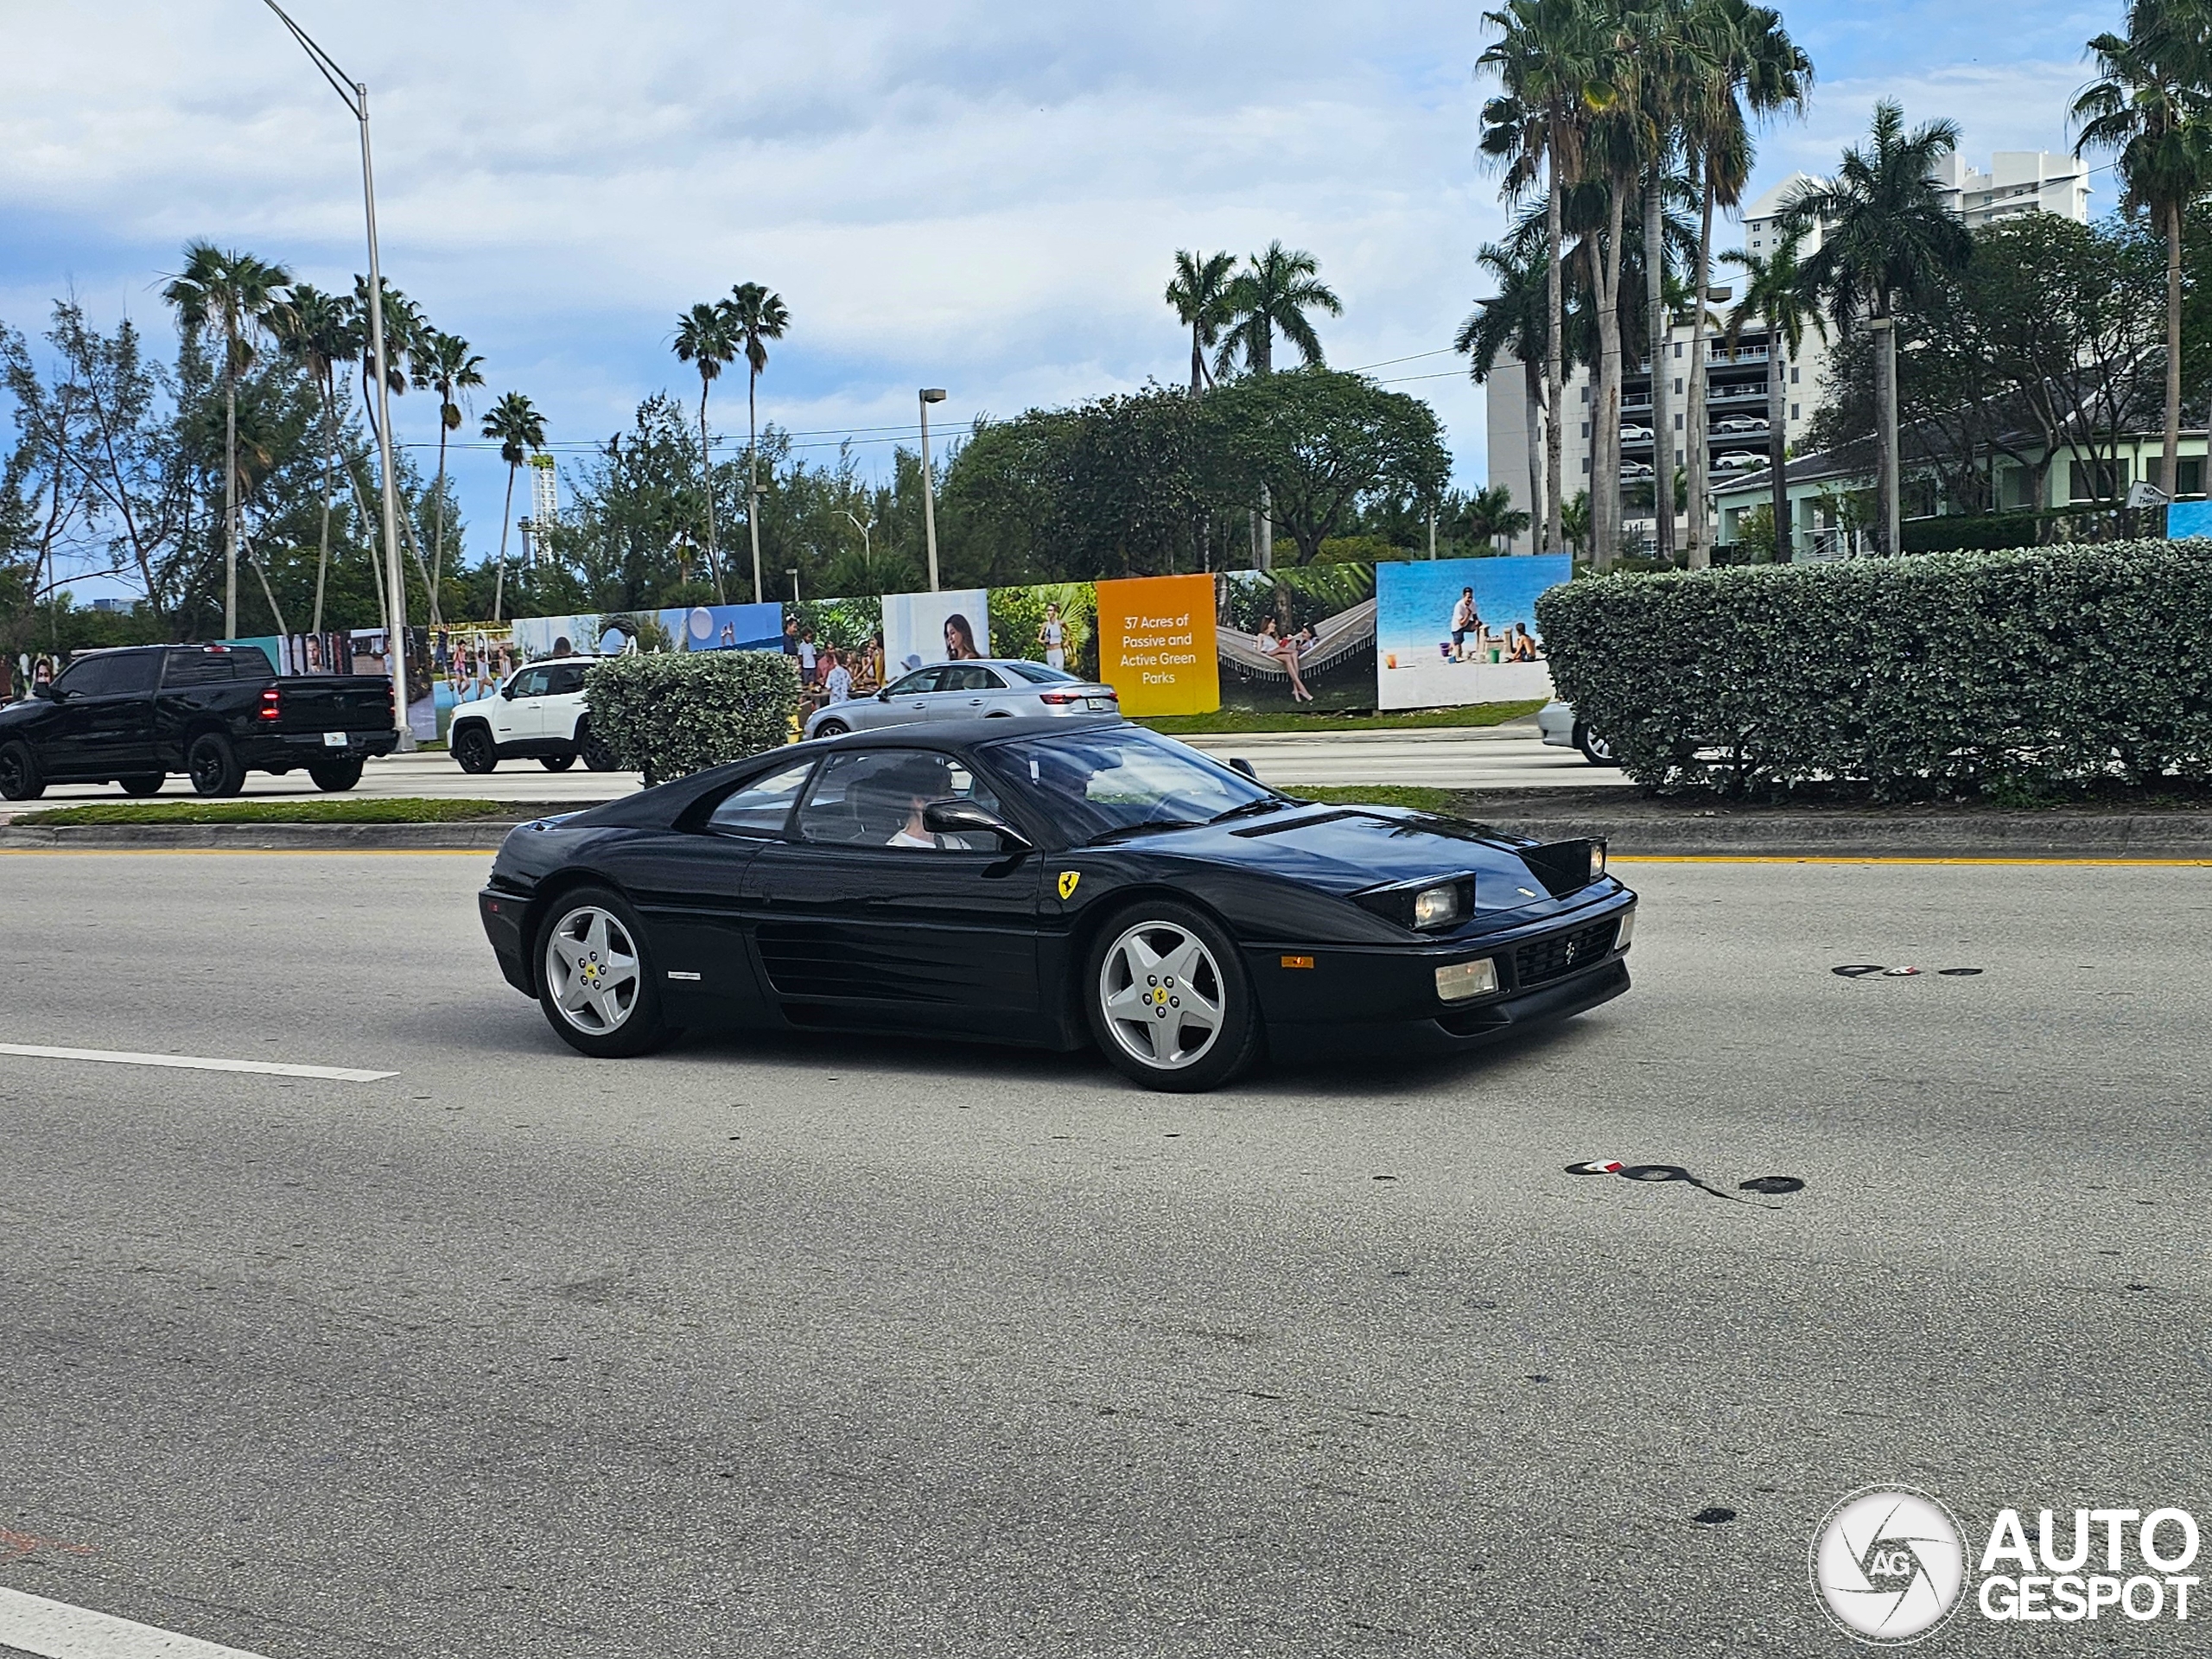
<box><xmin>264</xmin><ymin>0</ymin><xmax>411</xmax><ymax>748</ymax></box>
<box><xmin>918</xmin><ymin>388</ymin><xmax>946</xmax><ymax>590</ymax></box>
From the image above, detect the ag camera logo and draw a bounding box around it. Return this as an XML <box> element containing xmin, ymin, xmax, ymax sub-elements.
<box><xmin>1811</xmin><ymin>1487</ymin><xmax>1967</xmax><ymax>1644</ymax></box>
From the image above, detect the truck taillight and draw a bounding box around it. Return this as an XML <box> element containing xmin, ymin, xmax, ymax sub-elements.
<box><xmin>258</xmin><ymin>687</ymin><xmax>281</xmax><ymax>721</ymax></box>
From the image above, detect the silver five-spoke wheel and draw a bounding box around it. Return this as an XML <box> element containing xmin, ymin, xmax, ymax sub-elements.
<box><xmin>1098</xmin><ymin>919</ymin><xmax>1225</xmax><ymax>1071</ymax></box>
<box><xmin>544</xmin><ymin>905</ymin><xmax>640</xmax><ymax>1035</ymax></box>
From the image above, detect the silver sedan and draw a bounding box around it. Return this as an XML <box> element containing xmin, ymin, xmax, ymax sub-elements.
<box><xmin>804</xmin><ymin>658</ymin><xmax>1122</xmax><ymax>737</ymax></box>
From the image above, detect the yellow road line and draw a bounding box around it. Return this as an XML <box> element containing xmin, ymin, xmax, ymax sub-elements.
<box><xmin>1613</xmin><ymin>853</ymin><xmax>2212</xmax><ymax>868</ymax></box>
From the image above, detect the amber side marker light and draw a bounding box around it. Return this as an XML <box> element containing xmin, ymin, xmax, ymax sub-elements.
<box><xmin>1280</xmin><ymin>955</ymin><xmax>1315</xmax><ymax>969</ymax></box>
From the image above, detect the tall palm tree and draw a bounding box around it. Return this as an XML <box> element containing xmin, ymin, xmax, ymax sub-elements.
<box><xmin>1628</xmin><ymin>0</ymin><xmax>1705</xmax><ymax>566</ymax></box>
<box><xmin>1462</xmin><ymin>483</ymin><xmax>1535</xmax><ymax>547</ymax></box>
<box><xmin>1723</xmin><ymin>226</ymin><xmax>1825</xmax><ymax>556</ymax></box>
<box><xmin>1580</xmin><ymin>33</ymin><xmax>1649</xmax><ymax>571</ymax></box>
<box><xmin>1165</xmin><ymin>251</ymin><xmax>1239</xmax><ymax>394</ymax></box>
<box><xmin>722</xmin><ymin>282</ymin><xmax>791</xmax><ymax>605</ymax></box>
<box><xmin>672</xmin><ymin>301</ymin><xmax>736</xmax><ymax>601</ymax></box>
<box><xmin>1681</xmin><ymin>0</ymin><xmax>1810</xmax><ymax>566</ymax></box>
<box><xmin>1783</xmin><ymin>101</ymin><xmax>1970</xmax><ymax>555</ymax></box>
<box><xmin>162</xmin><ymin>242</ymin><xmax>294</xmax><ymax>637</ymax></box>
<box><xmin>270</xmin><ymin>282</ymin><xmax>360</xmax><ymax>632</ymax></box>
<box><xmin>1481</xmin><ymin>0</ymin><xmax>1603</xmax><ymax>556</ymax></box>
<box><xmin>1457</xmin><ymin>240</ymin><xmax>1560</xmax><ymax>543</ymax></box>
<box><xmin>480</xmin><ymin>392</ymin><xmax>546</xmax><ymax>623</ymax></box>
<box><xmin>415</xmin><ymin>329</ymin><xmax>484</xmax><ymax>625</ymax></box>
<box><xmin>348</xmin><ymin>275</ymin><xmax>435</xmax><ymax>594</ymax></box>
<box><xmin>2075</xmin><ymin>0</ymin><xmax>2212</xmax><ymax>505</ymax></box>
<box><xmin>1216</xmin><ymin>242</ymin><xmax>1342</xmax><ymax>569</ymax></box>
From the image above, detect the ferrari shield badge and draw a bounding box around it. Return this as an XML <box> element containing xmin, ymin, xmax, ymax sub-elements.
<box><xmin>1057</xmin><ymin>871</ymin><xmax>1081</xmax><ymax>901</ymax></box>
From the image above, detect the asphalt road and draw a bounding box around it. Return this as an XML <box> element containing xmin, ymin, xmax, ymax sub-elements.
<box><xmin>2</xmin><ymin>723</ymin><xmax>1623</xmax><ymax>814</ymax></box>
<box><xmin>1</xmin><ymin>851</ymin><xmax>2205</xmax><ymax>1656</ymax></box>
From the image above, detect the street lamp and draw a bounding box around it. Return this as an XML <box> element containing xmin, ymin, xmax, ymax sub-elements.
<box><xmin>918</xmin><ymin>387</ymin><xmax>947</xmax><ymax>591</ymax></box>
<box><xmin>262</xmin><ymin>0</ymin><xmax>410</xmax><ymax>748</ymax></box>
<box><xmin>788</xmin><ymin>567</ymin><xmax>801</xmax><ymax>602</ymax></box>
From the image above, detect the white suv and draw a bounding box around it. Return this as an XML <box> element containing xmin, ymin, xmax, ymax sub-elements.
<box><xmin>448</xmin><ymin>657</ymin><xmax>617</xmax><ymax>773</ymax></box>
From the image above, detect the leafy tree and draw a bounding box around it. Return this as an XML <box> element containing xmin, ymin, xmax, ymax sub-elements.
<box><xmin>1783</xmin><ymin>100</ymin><xmax>1972</xmax><ymax>555</ymax></box>
<box><xmin>481</xmin><ymin>391</ymin><xmax>546</xmax><ymax>621</ymax></box>
<box><xmin>162</xmin><ymin>242</ymin><xmax>294</xmax><ymax>635</ymax></box>
<box><xmin>722</xmin><ymin>282</ymin><xmax>791</xmax><ymax>604</ymax></box>
<box><xmin>414</xmin><ymin>328</ymin><xmax>483</xmax><ymax>624</ymax></box>
<box><xmin>270</xmin><ymin>283</ymin><xmax>360</xmax><ymax>632</ymax></box>
<box><xmin>1165</xmin><ymin>251</ymin><xmax>1238</xmax><ymax>394</ymax></box>
<box><xmin>671</xmin><ymin>300</ymin><xmax>736</xmax><ymax>601</ymax></box>
<box><xmin>1457</xmin><ymin>241</ymin><xmax>1559</xmax><ymax>543</ymax></box>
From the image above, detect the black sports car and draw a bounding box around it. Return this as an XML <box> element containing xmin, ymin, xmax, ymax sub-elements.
<box><xmin>476</xmin><ymin>719</ymin><xmax>1637</xmax><ymax>1091</ymax></box>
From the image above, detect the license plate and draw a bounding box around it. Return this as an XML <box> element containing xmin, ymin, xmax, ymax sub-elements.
<box><xmin>322</xmin><ymin>731</ymin><xmax>347</xmax><ymax>747</ymax></box>
<box><xmin>1086</xmin><ymin>696</ymin><xmax>1113</xmax><ymax>711</ymax></box>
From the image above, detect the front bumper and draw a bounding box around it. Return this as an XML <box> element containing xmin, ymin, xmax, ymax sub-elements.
<box><xmin>479</xmin><ymin>886</ymin><xmax>533</xmax><ymax>996</ymax></box>
<box><xmin>1265</xmin><ymin>959</ymin><xmax>1630</xmax><ymax>1061</ymax></box>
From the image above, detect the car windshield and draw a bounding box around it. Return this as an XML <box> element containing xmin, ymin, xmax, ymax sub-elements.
<box><xmin>1003</xmin><ymin>661</ymin><xmax>1077</xmax><ymax>684</ymax></box>
<box><xmin>988</xmin><ymin>726</ymin><xmax>1277</xmax><ymax>841</ymax></box>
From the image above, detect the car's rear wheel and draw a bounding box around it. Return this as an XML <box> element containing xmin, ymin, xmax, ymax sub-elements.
<box><xmin>536</xmin><ymin>887</ymin><xmax>672</xmax><ymax>1058</ymax></box>
<box><xmin>540</xmin><ymin>753</ymin><xmax>576</xmax><ymax>772</ymax></box>
<box><xmin>452</xmin><ymin>722</ymin><xmax>498</xmax><ymax>773</ymax></box>
<box><xmin>0</xmin><ymin>742</ymin><xmax>46</xmax><ymax>801</ymax></box>
<box><xmin>577</xmin><ymin>721</ymin><xmax>618</xmax><ymax>772</ymax></box>
<box><xmin>119</xmin><ymin>773</ymin><xmax>164</xmax><ymax>797</ymax></box>
<box><xmin>814</xmin><ymin>719</ymin><xmax>849</xmax><ymax>738</ymax></box>
<box><xmin>1573</xmin><ymin>721</ymin><xmax>1618</xmax><ymax>766</ymax></box>
<box><xmin>308</xmin><ymin>756</ymin><xmax>363</xmax><ymax>791</ymax></box>
<box><xmin>187</xmin><ymin>732</ymin><xmax>245</xmax><ymax>797</ymax></box>
<box><xmin>1084</xmin><ymin>901</ymin><xmax>1261</xmax><ymax>1092</ymax></box>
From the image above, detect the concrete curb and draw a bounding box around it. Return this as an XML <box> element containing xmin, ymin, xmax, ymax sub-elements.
<box><xmin>0</xmin><ymin>822</ymin><xmax>514</xmax><ymax>851</ymax></box>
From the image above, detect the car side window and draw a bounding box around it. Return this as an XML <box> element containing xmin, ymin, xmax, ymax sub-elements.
<box><xmin>509</xmin><ymin>667</ymin><xmax>550</xmax><ymax>698</ymax></box>
<box><xmin>543</xmin><ymin>664</ymin><xmax>588</xmax><ymax>696</ymax></box>
<box><xmin>887</xmin><ymin>668</ymin><xmax>944</xmax><ymax>696</ymax></box>
<box><xmin>943</xmin><ymin>665</ymin><xmax>999</xmax><ymax>692</ymax></box>
<box><xmin>99</xmin><ymin>652</ymin><xmax>159</xmax><ymax>694</ymax></box>
<box><xmin>797</xmin><ymin>749</ymin><xmax>1002</xmax><ymax>850</ymax></box>
<box><xmin>164</xmin><ymin>651</ymin><xmax>238</xmax><ymax>686</ymax></box>
<box><xmin>53</xmin><ymin>658</ymin><xmax>117</xmax><ymax>697</ymax></box>
<box><xmin>704</xmin><ymin>758</ymin><xmax>817</xmax><ymax>837</ymax></box>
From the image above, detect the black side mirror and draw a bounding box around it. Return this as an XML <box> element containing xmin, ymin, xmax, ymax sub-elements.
<box><xmin>877</xmin><ymin>687</ymin><xmax>893</xmax><ymax>702</ymax></box>
<box><xmin>922</xmin><ymin>798</ymin><xmax>1033</xmax><ymax>852</ymax></box>
<box><xmin>1227</xmin><ymin>757</ymin><xmax>1258</xmax><ymax>780</ymax></box>
<box><xmin>500</xmin><ymin>683</ymin><xmax>517</xmax><ymax>700</ymax></box>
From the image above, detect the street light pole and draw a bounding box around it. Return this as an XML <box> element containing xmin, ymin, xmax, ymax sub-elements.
<box><xmin>918</xmin><ymin>387</ymin><xmax>946</xmax><ymax>591</ymax></box>
<box><xmin>788</xmin><ymin>567</ymin><xmax>801</xmax><ymax>602</ymax></box>
<box><xmin>263</xmin><ymin>0</ymin><xmax>411</xmax><ymax>749</ymax></box>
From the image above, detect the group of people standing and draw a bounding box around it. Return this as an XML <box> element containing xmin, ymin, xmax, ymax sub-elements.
<box><xmin>785</xmin><ymin>620</ymin><xmax>885</xmax><ymax>716</ymax></box>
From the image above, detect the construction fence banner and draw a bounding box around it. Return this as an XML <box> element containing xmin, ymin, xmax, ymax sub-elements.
<box><xmin>1374</xmin><ymin>555</ymin><xmax>1569</xmax><ymax>711</ymax></box>
<box><xmin>2167</xmin><ymin>500</ymin><xmax>2212</xmax><ymax>538</ymax></box>
<box><xmin>1214</xmin><ymin>565</ymin><xmax>1376</xmax><ymax>714</ymax></box>
<box><xmin>1093</xmin><ymin>575</ymin><xmax>1217</xmax><ymax>716</ymax></box>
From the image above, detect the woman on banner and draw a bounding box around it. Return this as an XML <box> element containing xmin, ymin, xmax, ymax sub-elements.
<box><xmin>1256</xmin><ymin>616</ymin><xmax>1313</xmax><ymax>702</ymax></box>
<box><xmin>1037</xmin><ymin>603</ymin><xmax>1067</xmax><ymax>670</ymax></box>
<box><xmin>944</xmin><ymin>613</ymin><xmax>983</xmax><ymax>661</ymax></box>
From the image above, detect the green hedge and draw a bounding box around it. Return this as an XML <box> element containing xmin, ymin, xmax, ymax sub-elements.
<box><xmin>583</xmin><ymin>651</ymin><xmax>800</xmax><ymax>784</ymax></box>
<box><xmin>1535</xmin><ymin>539</ymin><xmax>2212</xmax><ymax>793</ymax></box>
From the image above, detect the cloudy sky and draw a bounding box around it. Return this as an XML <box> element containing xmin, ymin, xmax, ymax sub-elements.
<box><xmin>2</xmin><ymin>0</ymin><xmax>2120</xmax><ymax>583</ymax></box>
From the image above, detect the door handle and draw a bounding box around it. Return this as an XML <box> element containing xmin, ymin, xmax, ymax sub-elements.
<box><xmin>967</xmin><ymin>698</ymin><xmax>984</xmax><ymax>706</ymax></box>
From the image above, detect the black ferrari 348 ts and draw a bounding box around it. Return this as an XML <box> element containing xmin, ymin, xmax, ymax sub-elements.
<box><xmin>477</xmin><ymin>720</ymin><xmax>1637</xmax><ymax>1091</ymax></box>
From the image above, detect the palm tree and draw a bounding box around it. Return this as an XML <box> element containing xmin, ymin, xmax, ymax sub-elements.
<box><xmin>415</xmin><ymin>329</ymin><xmax>484</xmax><ymax>625</ymax></box>
<box><xmin>1722</xmin><ymin>226</ymin><xmax>1825</xmax><ymax>557</ymax></box>
<box><xmin>162</xmin><ymin>242</ymin><xmax>294</xmax><ymax>637</ymax></box>
<box><xmin>1165</xmin><ymin>251</ymin><xmax>1239</xmax><ymax>393</ymax></box>
<box><xmin>1783</xmin><ymin>101</ymin><xmax>1971</xmax><ymax>555</ymax></box>
<box><xmin>1456</xmin><ymin>240</ymin><xmax>1560</xmax><ymax>543</ymax></box>
<box><xmin>348</xmin><ymin>275</ymin><xmax>435</xmax><ymax>595</ymax></box>
<box><xmin>671</xmin><ymin>301</ymin><xmax>736</xmax><ymax>601</ymax></box>
<box><xmin>1216</xmin><ymin>242</ymin><xmax>1342</xmax><ymax>569</ymax></box>
<box><xmin>1481</xmin><ymin>0</ymin><xmax>1604</xmax><ymax>556</ymax></box>
<box><xmin>270</xmin><ymin>282</ymin><xmax>360</xmax><ymax>632</ymax></box>
<box><xmin>1626</xmin><ymin>0</ymin><xmax>1706</xmax><ymax>567</ymax></box>
<box><xmin>722</xmin><ymin>282</ymin><xmax>791</xmax><ymax>606</ymax></box>
<box><xmin>1461</xmin><ymin>483</ymin><xmax>1535</xmax><ymax>548</ymax></box>
<box><xmin>1560</xmin><ymin>488</ymin><xmax>1592</xmax><ymax>557</ymax></box>
<box><xmin>1680</xmin><ymin>0</ymin><xmax>1809</xmax><ymax>566</ymax></box>
<box><xmin>2075</xmin><ymin>0</ymin><xmax>2212</xmax><ymax>505</ymax></box>
<box><xmin>480</xmin><ymin>392</ymin><xmax>546</xmax><ymax>622</ymax></box>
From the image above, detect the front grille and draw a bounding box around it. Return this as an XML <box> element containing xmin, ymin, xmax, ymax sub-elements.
<box><xmin>1513</xmin><ymin>918</ymin><xmax>1617</xmax><ymax>988</ymax></box>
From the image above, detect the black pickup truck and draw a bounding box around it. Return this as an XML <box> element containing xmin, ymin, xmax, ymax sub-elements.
<box><xmin>0</xmin><ymin>644</ymin><xmax>399</xmax><ymax>800</ymax></box>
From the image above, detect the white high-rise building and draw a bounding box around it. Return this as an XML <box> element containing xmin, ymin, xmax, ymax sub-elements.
<box><xmin>1484</xmin><ymin>145</ymin><xmax>2091</xmax><ymax>554</ymax></box>
<box><xmin>525</xmin><ymin>454</ymin><xmax>559</xmax><ymax>566</ymax></box>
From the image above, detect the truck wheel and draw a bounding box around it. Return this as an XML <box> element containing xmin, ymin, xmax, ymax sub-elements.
<box><xmin>0</xmin><ymin>741</ymin><xmax>44</xmax><ymax>802</ymax></box>
<box><xmin>187</xmin><ymin>732</ymin><xmax>245</xmax><ymax>797</ymax></box>
<box><xmin>308</xmin><ymin>756</ymin><xmax>364</xmax><ymax>791</ymax></box>
<box><xmin>540</xmin><ymin>753</ymin><xmax>576</xmax><ymax>772</ymax></box>
<box><xmin>119</xmin><ymin>774</ymin><xmax>165</xmax><ymax>797</ymax></box>
<box><xmin>452</xmin><ymin>722</ymin><xmax>498</xmax><ymax>773</ymax></box>
<box><xmin>577</xmin><ymin>721</ymin><xmax>618</xmax><ymax>772</ymax></box>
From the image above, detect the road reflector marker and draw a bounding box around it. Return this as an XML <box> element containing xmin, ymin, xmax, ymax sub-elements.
<box><xmin>0</xmin><ymin>1043</ymin><xmax>395</xmax><ymax>1083</ymax></box>
<box><xmin>0</xmin><ymin>1586</ymin><xmax>278</xmax><ymax>1658</ymax></box>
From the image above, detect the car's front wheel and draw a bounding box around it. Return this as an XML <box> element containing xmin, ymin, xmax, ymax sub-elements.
<box><xmin>0</xmin><ymin>741</ymin><xmax>46</xmax><ymax>802</ymax></box>
<box><xmin>814</xmin><ymin>719</ymin><xmax>850</xmax><ymax>738</ymax></box>
<box><xmin>452</xmin><ymin>722</ymin><xmax>498</xmax><ymax>773</ymax></box>
<box><xmin>1084</xmin><ymin>901</ymin><xmax>1262</xmax><ymax>1092</ymax></box>
<box><xmin>1573</xmin><ymin>721</ymin><xmax>1618</xmax><ymax>766</ymax></box>
<box><xmin>536</xmin><ymin>887</ymin><xmax>672</xmax><ymax>1058</ymax></box>
<box><xmin>577</xmin><ymin>721</ymin><xmax>618</xmax><ymax>772</ymax></box>
<box><xmin>187</xmin><ymin>732</ymin><xmax>245</xmax><ymax>797</ymax></box>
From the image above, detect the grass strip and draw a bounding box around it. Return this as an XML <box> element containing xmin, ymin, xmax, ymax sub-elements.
<box><xmin>1275</xmin><ymin>785</ymin><xmax>1456</xmax><ymax>813</ymax></box>
<box><xmin>12</xmin><ymin>798</ymin><xmax>512</xmax><ymax>826</ymax></box>
<box><xmin>1138</xmin><ymin>700</ymin><xmax>1544</xmax><ymax>735</ymax></box>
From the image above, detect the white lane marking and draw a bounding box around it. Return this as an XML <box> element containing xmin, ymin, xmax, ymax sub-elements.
<box><xmin>0</xmin><ymin>1044</ymin><xmax>394</xmax><ymax>1083</ymax></box>
<box><xmin>0</xmin><ymin>1586</ymin><xmax>276</xmax><ymax>1658</ymax></box>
